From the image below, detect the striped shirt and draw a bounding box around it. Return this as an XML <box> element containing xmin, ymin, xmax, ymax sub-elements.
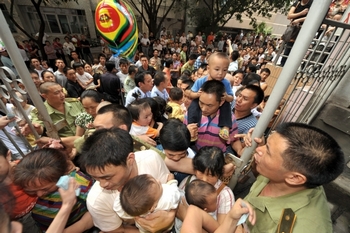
<box><xmin>32</xmin><ymin>170</ymin><xmax>93</xmax><ymax>231</ymax></box>
<box><xmin>237</xmin><ymin>113</ymin><xmax>257</xmax><ymax>134</ymax></box>
<box><xmin>185</xmin><ymin>111</ymin><xmax>238</xmax><ymax>152</ymax></box>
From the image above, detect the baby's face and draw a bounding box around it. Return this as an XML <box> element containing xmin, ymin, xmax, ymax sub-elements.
<box><xmin>204</xmin><ymin>192</ymin><xmax>218</xmax><ymax>213</ymax></box>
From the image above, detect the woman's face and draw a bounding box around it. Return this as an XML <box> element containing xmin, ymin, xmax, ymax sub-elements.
<box><xmin>22</xmin><ymin>179</ymin><xmax>58</xmax><ymax>197</ymax></box>
<box><xmin>195</xmin><ymin>170</ymin><xmax>218</xmax><ymax>186</ymax></box>
<box><xmin>84</xmin><ymin>64</ymin><xmax>92</xmax><ymax>74</ymax></box>
<box><xmin>82</xmin><ymin>97</ymin><xmax>100</xmax><ymax>118</ymax></box>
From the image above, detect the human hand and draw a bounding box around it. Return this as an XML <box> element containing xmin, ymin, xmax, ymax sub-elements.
<box><xmin>234</xmin><ymin>128</ymin><xmax>264</xmax><ymax>147</ymax></box>
<box><xmin>135</xmin><ymin>209</ymin><xmax>176</xmax><ymax>232</ymax></box>
<box><xmin>301</xmin><ymin>8</ymin><xmax>309</xmax><ymax>16</ymax></box>
<box><xmin>223</xmin><ymin>162</ymin><xmax>235</xmax><ymax>177</ymax></box>
<box><xmin>35</xmin><ymin>136</ymin><xmax>52</xmax><ymax>148</ymax></box>
<box><xmin>0</xmin><ymin>116</ymin><xmax>16</xmax><ymax>129</ymax></box>
<box><xmin>59</xmin><ymin>178</ymin><xmax>79</xmax><ymax>207</ymax></box>
<box><xmin>21</xmin><ymin>123</ymin><xmax>41</xmax><ymax>136</ymax></box>
<box><xmin>176</xmin><ymin>196</ymin><xmax>189</xmax><ymax>220</ymax></box>
<box><xmin>167</xmin><ymin>173</ymin><xmax>175</xmax><ymax>182</ymax></box>
<box><xmin>187</xmin><ymin>123</ymin><xmax>198</xmax><ymax>141</ymax></box>
<box><xmin>228</xmin><ymin>198</ymin><xmax>256</xmax><ymax>225</ymax></box>
<box><xmin>137</xmin><ymin>134</ymin><xmax>157</xmax><ymax>146</ymax></box>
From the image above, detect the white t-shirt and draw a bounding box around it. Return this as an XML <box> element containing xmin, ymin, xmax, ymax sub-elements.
<box><xmin>76</xmin><ymin>72</ymin><xmax>94</xmax><ymax>88</ymax></box>
<box><xmin>86</xmin><ymin>150</ymin><xmax>170</xmax><ymax>232</ymax></box>
<box><xmin>141</xmin><ymin>38</ymin><xmax>150</xmax><ymax>47</ymax></box>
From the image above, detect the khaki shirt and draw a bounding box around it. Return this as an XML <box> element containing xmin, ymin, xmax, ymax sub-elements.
<box><xmin>31</xmin><ymin>98</ymin><xmax>84</xmax><ymax>137</ymax></box>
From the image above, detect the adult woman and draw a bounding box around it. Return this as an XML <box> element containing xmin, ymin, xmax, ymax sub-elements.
<box><xmin>42</xmin><ymin>70</ymin><xmax>56</xmax><ymax>83</ymax></box>
<box><xmin>170</xmin><ymin>53</ymin><xmax>181</xmax><ymax>87</ymax></box>
<box><xmin>44</xmin><ymin>40</ymin><xmax>57</xmax><ymax>68</ymax></box>
<box><xmin>280</xmin><ymin>0</ymin><xmax>313</xmax><ymax>66</ymax></box>
<box><xmin>13</xmin><ymin>148</ymin><xmax>93</xmax><ymax>232</ymax></box>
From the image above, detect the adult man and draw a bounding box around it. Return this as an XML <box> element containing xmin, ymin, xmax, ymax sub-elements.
<box><xmin>194</xmin><ymin>51</ymin><xmax>206</xmax><ymax>70</ymax></box>
<box><xmin>140</xmin><ymin>33</ymin><xmax>150</xmax><ymax>57</ymax></box>
<box><xmin>125</xmin><ymin>71</ymin><xmax>153</xmax><ymax>107</ymax></box>
<box><xmin>78</xmin><ymin>127</ymin><xmax>174</xmax><ymax>233</ymax></box>
<box><xmin>54</xmin><ymin>59</ymin><xmax>68</xmax><ymax>88</ymax></box>
<box><xmin>70</xmin><ymin>51</ymin><xmax>86</xmax><ymax>68</ymax></box>
<box><xmin>234</xmin><ymin>84</ymin><xmax>264</xmax><ymax>134</ymax></box>
<box><xmin>245</xmin><ymin>122</ymin><xmax>344</xmax><ymax>232</ymax></box>
<box><xmin>100</xmin><ymin>61</ymin><xmax>121</xmax><ymax>104</ymax></box>
<box><xmin>31</xmin><ymin>57</ymin><xmax>45</xmax><ymax>78</ymax></box>
<box><xmin>137</xmin><ymin>55</ymin><xmax>156</xmax><ymax>77</ymax></box>
<box><xmin>150</xmin><ymin>72</ymin><xmax>169</xmax><ymax>101</ymax></box>
<box><xmin>181</xmin><ymin>54</ymin><xmax>197</xmax><ymax>73</ymax></box>
<box><xmin>179</xmin><ymin>32</ymin><xmax>187</xmax><ymax>45</ymax></box>
<box><xmin>30</xmin><ymin>82</ymin><xmax>84</xmax><ymax>138</ymax></box>
<box><xmin>65</xmin><ymin>67</ymin><xmax>84</xmax><ymax>98</ymax></box>
<box><xmin>0</xmin><ymin>49</ymin><xmax>18</xmax><ymax>76</ymax></box>
<box><xmin>63</xmin><ymin>36</ymin><xmax>75</xmax><ymax>60</ymax></box>
<box><xmin>150</xmin><ymin>49</ymin><xmax>162</xmax><ymax>70</ymax></box>
<box><xmin>80</xmin><ymin>34</ymin><xmax>94</xmax><ymax>64</ymax></box>
<box><xmin>180</xmin><ymin>44</ymin><xmax>188</xmax><ymax>63</ymax></box>
<box><xmin>185</xmin><ymin>80</ymin><xmax>242</xmax><ymax>154</ymax></box>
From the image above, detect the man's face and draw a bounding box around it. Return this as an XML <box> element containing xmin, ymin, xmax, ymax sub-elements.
<box><xmin>254</xmin><ymin>132</ymin><xmax>289</xmax><ymax>182</ymax></box>
<box><xmin>153</xmin><ymin>50</ymin><xmax>159</xmax><ymax>57</ymax></box>
<box><xmin>235</xmin><ymin>89</ymin><xmax>257</xmax><ymax>112</ymax></box>
<box><xmin>164</xmin><ymin>149</ymin><xmax>187</xmax><ymax>162</ymax></box>
<box><xmin>31</xmin><ymin>73</ymin><xmax>41</xmax><ymax>88</ymax></box>
<box><xmin>87</xmin><ymin>161</ymin><xmax>133</xmax><ymax>191</ymax></box>
<box><xmin>93</xmin><ymin>112</ymin><xmax>115</xmax><ymax>130</ymax></box>
<box><xmin>31</xmin><ymin>59</ymin><xmax>40</xmax><ymax>68</ymax></box>
<box><xmin>56</xmin><ymin>60</ymin><xmax>65</xmax><ymax>69</ymax></box>
<box><xmin>260</xmin><ymin>71</ymin><xmax>270</xmax><ymax>82</ymax></box>
<box><xmin>42</xmin><ymin>84</ymin><xmax>65</xmax><ymax>106</ymax></box>
<box><xmin>99</xmin><ymin>57</ymin><xmax>106</xmax><ymax>65</ymax></box>
<box><xmin>71</xmin><ymin>52</ymin><xmax>78</xmax><ymax>60</ymax></box>
<box><xmin>140</xmin><ymin>57</ymin><xmax>148</xmax><ymax>68</ymax></box>
<box><xmin>139</xmin><ymin>74</ymin><xmax>153</xmax><ymax>92</ymax></box>
<box><xmin>120</xmin><ymin>64</ymin><xmax>128</xmax><ymax>74</ymax></box>
<box><xmin>199</xmin><ymin>92</ymin><xmax>223</xmax><ymax>118</ymax></box>
<box><xmin>66</xmin><ymin>69</ymin><xmax>77</xmax><ymax>81</ymax></box>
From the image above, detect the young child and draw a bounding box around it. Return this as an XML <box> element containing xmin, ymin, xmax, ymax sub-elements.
<box><xmin>259</xmin><ymin>67</ymin><xmax>271</xmax><ymax>92</ymax></box>
<box><xmin>175</xmin><ymin>146</ymin><xmax>235</xmax><ymax>232</ymax></box>
<box><xmin>114</xmin><ymin>174</ymin><xmax>180</xmax><ymax>233</ymax></box>
<box><xmin>124</xmin><ymin>65</ymin><xmax>137</xmax><ymax>97</ymax></box>
<box><xmin>73</xmin><ymin>62</ymin><xmax>95</xmax><ymax>89</ymax></box>
<box><xmin>185</xmin><ymin>52</ymin><xmax>234</xmax><ymax>141</ymax></box>
<box><xmin>167</xmin><ymin>87</ymin><xmax>185</xmax><ymax>122</ymax></box>
<box><xmin>185</xmin><ymin>179</ymin><xmax>218</xmax><ymax>213</ymax></box>
<box><xmin>127</xmin><ymin>99</ymin><xmax>162</xmax><ymax>139</ymax></box>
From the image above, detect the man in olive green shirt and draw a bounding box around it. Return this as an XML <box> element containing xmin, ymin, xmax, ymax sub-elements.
<box><xmin>244</xmin><ymin>122</ymin><xmax>344</xmax><ymax>233</ymax></box>
<box><xmin>29</xmin><ymin>82</ymin><xmax>84</xmax><ymax>145</ymax></box>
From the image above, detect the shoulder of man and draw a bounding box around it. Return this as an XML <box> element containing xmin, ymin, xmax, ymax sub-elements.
<box><xmin>65</xmin><ymin>97</ymin><xmax>80</xmax><ymax>103</ymax></box>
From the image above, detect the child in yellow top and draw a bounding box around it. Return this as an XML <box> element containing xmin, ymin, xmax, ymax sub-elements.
<box><xmin>168</xmin><ymin>87</ymin><xmax>185</xmax><ymax>122</ymax></box>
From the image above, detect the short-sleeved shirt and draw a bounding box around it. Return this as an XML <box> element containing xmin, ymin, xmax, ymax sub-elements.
<box><xmin>32</xmin><ymin>170</ymin><xmax>93</xmax><ymax>231</ymax></box>
<box><xmin>76</xmin><ymin>72</ymin><xmax>94</xmax><ymax>88</ymax></box>
<box><xmin>245</xmin><ymin>175</ymin><xmax>332</xmax><ymax>233</ymax></box>
<box><xmin>191</xmin><ymin>76</ymin><xmax>233</xmax><ymax>96</ymax></box>
<box><xmin>31</xmin><ymin>100</ymin><xmax>84</xmax><ymax>137</ymax></box>
<box><xmin>185</xmin><ymin>110</ymin><xmax>238</xmax><ymax>152</ymax></box>
<box><xmin>181</xmin><ymin>61</ymin><xmax>194</xmax><ymax>73</ymax></box>
<box><xmin>124</xmin><ymin>76</ymin><xmax>136</xmax><ymax>96</ymax></box>
<box><xmin>54</xmin><ymin>70</ymin><xmax>67</xmax><ymax>88</ymax></box>
<box><xmin>151</xmin><ymin>86</ymin><xmax>169</xmax><ymax>101</ymax></box>
<box><xmin>86</xmin><ymin>150</ymin><xmax>170</xmax><ymax>232</ymax></box>
<box><xmin>236</xmin><ymin>113</ymin><xmax>257</xmax><ymax>134</ymax></box>
<box><xmin>125</xmin><ymin>86</ymin><xmax>151</xmax><ymax>107</ymax></box>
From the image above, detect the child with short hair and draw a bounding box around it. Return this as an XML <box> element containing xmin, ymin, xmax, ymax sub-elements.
<box><xmin>185</xmin><ymin>179</ymin><xmax>218</xmax><ymax>213</ymax></box>
<box><xmin>73</xmin><ymin>62</ymin><xmax>94</xmax><ymax>89</ymax></box>
<box><xmin>185</xmin><ymin>52</ymin><xmax>234</xmax><ymax>141</ymax></box>
<box><xmin>128</xmin><ymin>99</ymin><xmax>161</xmax><ymax>138</ymax></box>
<box><xmin>259</xmin><ymin>67</ymin><xmax>271</xmax><ymax>92</ymax></box>
<box><xmin>114</xmin><ymin>174</ymin><xmax>180</xmax><ymax>233</ymax></box>
<box><xmin>168</xmin><ymin>87</ymin><xmax>185</xmax><ymax>122</ymax></box>
<box><xmin>117</xmin><ymin>58</ymin><xmax>129</xmax><ymax>85</ymax></box>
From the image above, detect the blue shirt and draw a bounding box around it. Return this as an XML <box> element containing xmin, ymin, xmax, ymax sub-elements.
<box><xmin>125</xmin><ymin>87</ymin><xmax>151</xmax><ymax>107</ymax></box>
<box><xmin>191</xmin><ymin>76</ymin><xmax>233</xmax><ymax>96</ymax></box>
<box><xmin>151</xmin><ymin>86</ymin><xmax>169</xmax><ymax>101</ymax></box>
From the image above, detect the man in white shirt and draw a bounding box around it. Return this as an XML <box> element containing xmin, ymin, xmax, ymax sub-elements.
<box><xmin>179</xmin><ymin>32</ymin><xmax>187</xmax><ymax>44</ymax></box>
<box><xmin>79</xmin><ymin>127</ymin><xmax>174</xmax><ymax>233</ymax></box>
<box><xmin>140</xmin><ymin>33</ymin><xmax>150</xmax><ymax>58</ymax></box>
<box><xmin>54</xmin><ymin>59</ymin><xmax>68</xmax><ymax>88</ymax></box>
<box><xmin>150</xmin><ymin>72</ymin><xmax>169</xmax><ymax>101</ymax></box>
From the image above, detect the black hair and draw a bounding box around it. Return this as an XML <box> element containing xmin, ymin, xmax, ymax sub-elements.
<box><xmin>164</xmin><ymin>59</ymin><xmax>173</xmax><ymax>68</ymax></box>
<box><xmin>128</xmin><ymin>65</ymin><xmax>137</xmax><ymax>75</ymax></box>
<box><xmin>135</xmin><ymin>71</ymin><xmax>151</xmax><ymax>87</ymax></box>
<box><xmin>97</xmin><ymin>104</ymin><xmax>132</xmax><ymax>131</ymax></box>
<box><xmin>275</xmin><ymin>122</ymin><xmax>344</xmax><ymax>188</ymax></box>
<box><xmin>189</xmin><ymin>54</ymin><xmax>198</xmax><ymax>60</ymax></box>
<box><xmin>119</xmin><ymin>58</ymin><xmax>129</xmax><ymax>65</ymax></box>
<box><xmin>185</xmin><ymin>179</ymin><xmax>216</xmax><ymax>210</ymax></box>
<box><xmin>105</xmin><ymin>61</ymin><xmax>115</xmax><ymax>72</ymax></box>
<box><xmin>260</xmin><ymin>68</ymin><xmax>271</xmax><ymax>75</ymax></box>
<box><xmin>80</xmin><ymin>89</ymin><xmax>103</xmax><ymax>103</ymax></box>
<box><xmin>169</xmin><ymin>87</ymin><xmax>183</xmax><ymax>101</ymax></box>
<box><xmin>160</xmin><ymin>119</ymin><xmax>191</xmax><ymax>151</ymax></box>
<box><xmin>72</xmin><ymin>62</ymin><xmax>84</xmax><ymax>70</ymax></box>
<box><xmin>153</xmin><ymin>72</ymin><xmax>166</xmax><ymax>86</ymax></box>
<box><xmin>127</xmin><ymin>98</ymin><xmax>151</xmax><ymax>121</ymax></box>
<box><xmin>201</xmin><ymin>80</ymin><xmax>225</xmax><ymax>102</ymax></box>
<box><xmin>243</xmin><ymin>84</ymin><xmax>264</xmax><ymax>105</ymax></box>
<box><xmin>78</xmin><ymin>128</ymin><xmax>134</xmax><ymax>171</ymax></box>
<box><xmin>231</xmin><ymin>51</ymin><xmax>240</xmax><ymax>61</ymax></box>
<box><xmin>192</xmin><ymin>146</ymin><xmax>224</xmax><ymax>177</ymax></box>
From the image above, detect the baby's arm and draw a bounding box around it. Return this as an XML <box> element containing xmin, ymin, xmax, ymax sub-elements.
<box><xmin>185</xmin><ymin>89</ymin><xmax>202</xmax><ymax>100</ymax></box>
<box><xmin>224</xmin><ymin>92</ymin><xmax>234</xmax><ymax>102</ymax></box>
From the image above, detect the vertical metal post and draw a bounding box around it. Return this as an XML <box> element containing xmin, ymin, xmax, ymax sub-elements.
<box><xmin>228</xmin><ymin>0</ymin><xmax>333</xmax><ymax>189</ymax></box>
<box><xmin>0</xmin><ymin>10</ymin><xmax>60</xmax><ymax>140</ymax></box>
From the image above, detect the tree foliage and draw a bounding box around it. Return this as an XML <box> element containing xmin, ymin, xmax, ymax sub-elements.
<box><xmin>7</xmin><ymin>0</ymin><xmax>78</xmax><ymax>57</ymax></box>
<box><xmin>254</xmin><ymin>22</ymin><xmax>273</xmax><ymax>36</ymax></box>
<box><xmin>189</xmin><ymin>0</ymin><xmax>291</xmax><ymax>33</ymax></box>
<box><xmin>124</xmin><ymin>0</ymin><xmax>178</xmax><ymax>36</ymax></box>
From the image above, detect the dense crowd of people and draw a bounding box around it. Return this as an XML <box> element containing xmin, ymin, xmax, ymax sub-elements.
<box><xmin>0</xmin><ymin>0</ymin><xmax>348</xmax><ymax>232</ymax></box>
